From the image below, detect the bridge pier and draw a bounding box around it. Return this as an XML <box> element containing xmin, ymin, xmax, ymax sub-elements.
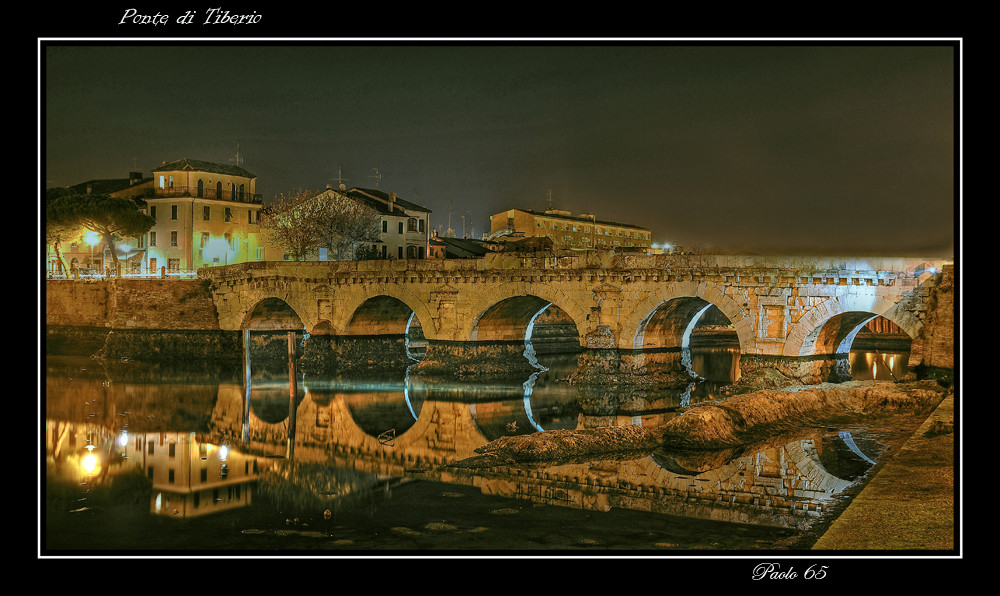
<box><xmin>737</xmin><ymin>353</ymin><xmax>852</xmax><ymax>387</ymax></box>
<box><xmin>569</xmin><ymin>348</ymin><xmax>701</xmax><ymax>389</ymax></box>
<box><xmin>413</xmin><ymin>340</ymin><xmax>544</xmax><ymax>382</ymax></box>
<box><xmin>299</xmin><ymin>334</ymin><xmax>418</xmax><ymax>376</ymax></box>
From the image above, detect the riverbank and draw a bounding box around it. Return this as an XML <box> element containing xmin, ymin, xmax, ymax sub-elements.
<box><xmin>810</xmin><ymin>392</ymin><xmax>956</xmax><ymax>552</ymax></box>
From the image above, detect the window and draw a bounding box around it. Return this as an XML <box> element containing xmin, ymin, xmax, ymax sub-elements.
<box><xmin>167</xmin><ymin>258</ymin><xmax>180</xmax><ymax>272</ymax></box>
<box><xmin>397</xmin><ymin>246</ymin><xmax>403</xmax><ymax>259</ymax></box>
<box><xmin>398</xmin><ymin>222</ymin><xmax>404</xmax><ymax>234</ymax></box>
<box><xmin>171</xmin><ymin>205</ymin><xmax>178</xmax><ymax>220</ymax></box>
<box><xmin>149</xmin><ymin>231</ymin><xmax>157</xmax><ymax>247</ymax></box>
<box><xmin>418</xmin><ymin>219</ymin><xmax>425</xmax><ymax>232</ymax></box>
<box><xmin>201</xmin><ymin>232</ymin><xmax>209</xmax><ymax>248</ymax></box>
<box><xmin>159</xmin><ymin>175</ymin><xmax>165</xmax><ymax>189</ymax></box>
<box><xmin>170</xmin><ymin>231</ymin><xmax>178</xmax><ymax>246</ymax></box>
<box><xmin>168</xmin><ymin>443</ymin><xmax>176</xmax><ymax>457</ymax></box>
<box><xmin>150</xmin><ymin>206</ymin><xmax>157</xmax><ymax>220</ymax></box>
<box><xmin>168</xmin><ymin>469</ymin><xmax>174</xmax><ymax>483</ymax></box>
<box><xmin>168</xmin><ymin>175</ymin><xmax>174</xmax><ymax>189</ymax></box>
<box><xmin>255</xmin><ymin>247</ymin><xmax>264</xmax><ymax>261</ymax></box>
<box><xmin>200</xmin><ymin>469</ymin><xmax>207</xmax><ymax>482</ymax></box>
<box><xmin>408</xmin><ymin>218</ymin><xmax>418</xmax><ymax>232</ymax></box>
<box><xmin>247</xmin><ymin>209</ymin><xmax>252</xmax><ymax>223</ymax></box>
<box><xmin>203</xmin><ymin>206</ymin><xmax>211</xmax><ymax>221</ymax></box>
<box><xmin>382</xmin><ymin>220</ymin><xmax>388</xmax><ymax>233</ymax></box>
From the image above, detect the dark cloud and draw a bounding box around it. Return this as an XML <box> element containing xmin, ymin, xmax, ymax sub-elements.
<box><xmin>43</xmin><ymin>42</ymin><xmax>957</xmax><ymax>256</ymax></box>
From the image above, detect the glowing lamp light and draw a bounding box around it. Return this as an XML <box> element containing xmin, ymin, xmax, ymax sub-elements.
<box><xmin>118</xmin><ymin>430</ymin><xmax>129</xmax><ymax>448</ymax></box>
<box><xmin>219</xmin><ymin>444</ymin><xmax>229</xmax><ymax>462</ymax></box>
<box><xmin>84</xmin><ymin>230</ymin><xmax>101</xmax><ymax>246</ymax></box>
<box><xmin>81</xmin><ymin>445</ymin><xmax>98</xmax><ymax>474</ymax></box>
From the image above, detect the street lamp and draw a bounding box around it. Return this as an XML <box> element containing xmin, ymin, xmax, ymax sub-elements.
<box><xmin>84</xmin><ymin>230</ymin><xmax>101</xmax><ymax>276</ymax></box>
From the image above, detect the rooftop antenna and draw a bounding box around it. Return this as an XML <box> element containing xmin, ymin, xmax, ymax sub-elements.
<box><xmin>230</xmin><ymin>142</ymin><xmax>244</xmax><ymax>167</ymax></box>
<box><xmin>336</xmin><ymin>164</ymin><xmax>348</xmax><ymax>191</ymax></box>
<box><xmin>370</xmin><ymin>168</ymin><xmax>382</xmax><ymax>190</ymax></box>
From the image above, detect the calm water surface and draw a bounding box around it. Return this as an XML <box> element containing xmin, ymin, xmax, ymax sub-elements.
<box><xmin>42</xmin><ymin>346</ymin><xmax>919</xmax><ymax>555</ymax></box>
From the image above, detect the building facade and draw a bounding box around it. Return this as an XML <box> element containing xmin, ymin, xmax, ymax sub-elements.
<box><xmin>144</xmin><ymin>159</ymin><xmax>267</xmax><ymax>273</ymax></box>
<box><xmin>489</xmin><ymin>208</ymin><xmax>652</xmax><ymax>251</ymax></box>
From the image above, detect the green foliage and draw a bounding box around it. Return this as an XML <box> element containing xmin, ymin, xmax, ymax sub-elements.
<box><xmin>46</xmin><ymin>192</ymin><xmax>156</xmax><ymax>269</ymax></box>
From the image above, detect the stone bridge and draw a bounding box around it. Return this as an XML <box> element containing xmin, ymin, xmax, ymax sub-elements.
<box><xmin>198</xmin><ymin>251</ymin><xmax>950</xmax><ymax>385</ymax></box>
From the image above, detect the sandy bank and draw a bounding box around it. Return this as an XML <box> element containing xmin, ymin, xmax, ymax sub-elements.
<box><xmin>451</xmin><ymin>380</ymin><xmax>950</xmax><ymax>468</ymax></box>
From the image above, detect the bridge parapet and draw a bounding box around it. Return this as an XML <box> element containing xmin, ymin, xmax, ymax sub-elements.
<box><xmin>198</xmin><ymin>252</ymin><xmax>951</xmax><ymax>384</ymax></box>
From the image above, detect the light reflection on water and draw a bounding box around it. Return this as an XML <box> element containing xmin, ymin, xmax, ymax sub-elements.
<box><xmin>43</xmin><ymin>345</ymin><xmax>899</xmax><ymax>553</ymax></box>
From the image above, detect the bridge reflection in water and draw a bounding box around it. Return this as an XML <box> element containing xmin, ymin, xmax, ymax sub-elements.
<box><xmin>45</xmin><ymin>342</ymin><xmax>896</xmax><ymax>543</ymax></box>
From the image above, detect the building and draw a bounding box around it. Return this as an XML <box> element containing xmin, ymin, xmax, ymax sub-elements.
<box><xmin>48</xmin><ymin>158</ymin><xmax>270</xmax><ymax>276</ymax></box>
<box><xmin>144</xmin><ymin>159</ymin><xmax>267</xmax><ymax>273</ymax></box>
<box><xmin>336</xmin><ymin>186</ymin><xmax>431</xmax><ymax>260</ymax></box>
<box><xmin>489</xmin><ymin>208</ymin><xmax>652</xmax><ymax>251</ymax></box>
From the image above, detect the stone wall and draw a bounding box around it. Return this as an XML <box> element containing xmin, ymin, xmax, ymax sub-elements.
<box><xmin>911</xmin><ymin>264</ymin><xmax>955</xmax><ymax>372</ymax></box>
<box><xmin>46</xmin><ymin>278</ymin><xmax>221</xmax><ymax>330</ymax></box>
<box><xmin>45</xmin><ymin>279</ymin><xmax>235</xmax><ymax>361</ymax></box>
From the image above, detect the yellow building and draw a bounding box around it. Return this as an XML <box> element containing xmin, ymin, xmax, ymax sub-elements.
<box><xmin>144</xmin><ymin>158</ymin><xmax>268</xmax><ymax>273</ymax></box>
<box><xmin>489</xmin><ymin>208</ymin><xmax>652</xmax><ymax>251</ymax></box>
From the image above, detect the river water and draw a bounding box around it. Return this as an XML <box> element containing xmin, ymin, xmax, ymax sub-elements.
<box><xmin>42</xmin><ymin>345</ymin><xmax>923</xmax><ymax>556</ymax></box>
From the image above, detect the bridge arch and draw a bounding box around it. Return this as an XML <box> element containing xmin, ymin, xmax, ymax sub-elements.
<box><xmin>623</xmin><ymin>282</ymin><xmax>752</xmax><ymax>351</ymax></box>
<box><xmin>782</xmin><ymin>294</ymin><xmax>922</xmax><ymax>357</ymax></box>
<box><xmin>333</xmin><ymin>285</ymin><xmax>436</xmax><ymax>340</ymax></box>
<box><xmin>241</xmin><ymin>296</ymin><xmax>308</xmax><ymax>331</ymax></box>
<box><xmin>463</xmin><ymin>282</ymin><xmax>590</xmax><ymax>344</ymax></box>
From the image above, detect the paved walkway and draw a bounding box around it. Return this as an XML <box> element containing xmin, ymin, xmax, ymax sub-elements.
<box><xmin>811</xmin><ymin>393</ymin><xmax>956</xmax><ymax>551</ymax></box>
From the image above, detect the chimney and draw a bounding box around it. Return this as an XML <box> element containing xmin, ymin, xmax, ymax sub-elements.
<box><xmin>388</xmin><ymin>192</ymin><xmax>397</xmax><ymax>213</ymax></box>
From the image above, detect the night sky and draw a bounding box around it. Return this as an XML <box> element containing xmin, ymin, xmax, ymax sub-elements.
<box><xmin>43</xmin><ymin>42</ymin><xmax>958</xmax><ymax>257</ymax></box>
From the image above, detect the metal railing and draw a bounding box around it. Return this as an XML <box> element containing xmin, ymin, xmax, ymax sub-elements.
<box><xmin>46</xmin><ymin>267</ymin><xmax>200</xmax><ymax>280</ymax></box>
<box><xmin>143</xmin><ymin>186</ymin><xmax>263</xmax><ymax>203</ymax></box>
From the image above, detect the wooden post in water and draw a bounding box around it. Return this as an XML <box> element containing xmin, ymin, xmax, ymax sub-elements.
<box><xmin>242</xmin><ymin>328</ymin><xmax>251</xmax><ymax>444</ymax></box>
<box><xmin>286</xmin><ymin>330</ymin><xmax>297</xmax><ymax>461</ymax></box>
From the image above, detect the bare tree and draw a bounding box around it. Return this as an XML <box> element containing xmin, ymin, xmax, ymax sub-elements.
<box><xmin>260</xmin><ymin>189</ymin><xmax>322</xmax><ymax>261</ymax></box>
<box><xmin>308</xmin><ymin>190</ymin><xmax>381</xmax><ymax>260</ymax></box>
<box><xmin>260</xmin><ymin>189</ymin><xmax>382</xmax><ymax>261</ymax></box>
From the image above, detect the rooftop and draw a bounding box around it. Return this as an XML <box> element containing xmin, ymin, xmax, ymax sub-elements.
<box><xmin>152</xmin><ymin>158</ymin><xmax>256</xmax><ymax>179</ymax></box>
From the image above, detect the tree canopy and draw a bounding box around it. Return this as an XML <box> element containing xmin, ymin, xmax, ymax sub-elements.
<box><xmin>45</xmin><ymin>190</ymin><xmax>155</xmax><ymax>271</ymax></box>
